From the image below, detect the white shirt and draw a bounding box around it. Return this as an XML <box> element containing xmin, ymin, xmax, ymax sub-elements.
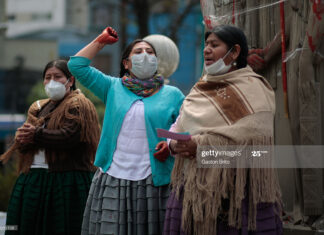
<box><xmin>167</xmin><ymin>115</ymin><xmax>180</xmax><ymax>147</ymax></box>
<box><xmin>30</xmin><ymin>122</ymin><xmax>48</xmax><ymax>169</ymax></box>
<box><xmin>30</xmin><ymin>150</ymin><xmax>48</xmax><ymax>169</ymax></box>
<box><xmin>106</xmin><ymin>100</ymin><xmax>151</xmax><ymax>180</ymax></box>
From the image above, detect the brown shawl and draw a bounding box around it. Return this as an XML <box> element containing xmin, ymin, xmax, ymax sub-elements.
<box><xmin>171</xmin><ymin>66</ymin><xmax>282</xmax><ymax>234</ymax></box>
<box><xmin>0</xmin><ymin>89</ymin><xmax>100</xmax><ymax>173</ymax></box>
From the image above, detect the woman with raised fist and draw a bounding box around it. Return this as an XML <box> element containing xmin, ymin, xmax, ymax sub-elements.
<box><xmin>68</xmin><ymin>27</ymin><xmax>184</xmax><ymax>235</ymax></box>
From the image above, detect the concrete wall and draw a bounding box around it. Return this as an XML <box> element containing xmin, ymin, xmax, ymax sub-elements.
<box><xmin>6</xmin><ymin>0</ymin><xmax>65</xmax><ymax>38</ymax></box>
<box><xmin>66</xmin><ymin>0</ymin><xmax>89</xmax><ymax>30</ymax></box>
<box><xmin>3</xmin><ymin>39</ymin><xmax>57</xmax><ymax>71</ymax></box>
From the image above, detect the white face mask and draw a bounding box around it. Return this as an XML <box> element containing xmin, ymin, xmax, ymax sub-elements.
<box><xmin>205</xmin><ymin>48</ymin><xmax>233</xmax><ymax>76</ymax></box>
<box><xmin>45</xmin><ymin>79</ymin><xmax>69</xmax><ymax>101</ymax></box>
<box><xmin>130</xmin><ymin>52</ymin><xmax>158</xmax><ymax>80</ymax></box>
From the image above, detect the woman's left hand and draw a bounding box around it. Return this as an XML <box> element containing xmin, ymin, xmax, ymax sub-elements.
<box><xmin>172</xmin><ymin>138</ymin><xmax>197</xmax><ymax>159</ymax></box>
<box><xmin>154</xmin><ymin>141</ymin><xmax>170</xmax><ymax>162</ymax></box>
<box><xmin>16</xmin><ymin>123</ymin><xmax>36</xmax><ymax>144</ymax></box>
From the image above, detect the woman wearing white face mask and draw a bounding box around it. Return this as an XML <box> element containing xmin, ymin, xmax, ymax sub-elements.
<box><xmin>1</xmin><ymin>59</ymin><xmax>100</xmax><ymax>235</ymax></box>
<box><xmin>162</xmin><ymin>25</ymin><xmax>283</xmax><ymax>235</ymax></box>
<box><xmin>67</xmin><ymin>27</ymin><xmax>184</xmax><ymax>235</ymax></box>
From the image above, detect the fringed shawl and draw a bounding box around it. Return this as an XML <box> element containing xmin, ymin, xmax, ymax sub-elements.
<box><xmin>171</xmin><ymin>66</ymin><xmax>282</xmax><ymax>234</ymax></box>
<box><xmin>0</xmin><ymin>90</ymin><xmax>100</xmax><ymax>173</ymax></box>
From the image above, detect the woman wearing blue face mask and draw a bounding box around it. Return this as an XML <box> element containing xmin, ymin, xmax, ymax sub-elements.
<box><xmin>163</xmin><ymin>25</ymin><xmax>283</xmax><ymax>235</ymax></box>
<box><xmin>67</xmin><ymin>27</ymin><xmax>184</xmax><ymax>235</ymax></box>
<box><xmin>1</xmin><ymin>59</ymin><xmax>100</xmax><ymax>235</ymax></box>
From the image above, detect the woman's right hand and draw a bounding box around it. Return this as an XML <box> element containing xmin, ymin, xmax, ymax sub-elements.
<box><xmin>95</xmin><ymin>27</ymin><xmax>119</xmax><ymax>45</ymax></box>
<box><xmin>170</xmin><ymin>139</ymin><xmax>197</xmax><ymax>159</ymax></box>
<box><xmin>75</xmin><ymin>26</ymin><xmax>119</xmax><ymax>59</ymax></box>
<box><xmin>16</xmin><ymin>123</ymin><xmax>36</xmax><ymax>144</ymax></box>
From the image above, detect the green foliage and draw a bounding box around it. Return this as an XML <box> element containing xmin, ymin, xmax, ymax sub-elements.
<box><xmin>76</xmin><ymin>82</ymin><xmax>106</xmax><ymax>125</ymax></box>
<box><xmin>27</xmin><ymin>81</ymin><xmax>47</xmax><ymax>106</ymax></box>
<box><xmin>0</xmin><ymin>158</ymin><xmax>18</xmax><ymax>211</ymax></box>
<box><xmin>27</xmin><ymin>81</ymin><xmax>105</xmax><ymax>125</ymax></box>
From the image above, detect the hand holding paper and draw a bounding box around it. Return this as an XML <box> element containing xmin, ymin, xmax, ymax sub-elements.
<box><xmin>156</xmin><ymin>128</ymin><xmax>196</xmax><ymax>159</ymax></box>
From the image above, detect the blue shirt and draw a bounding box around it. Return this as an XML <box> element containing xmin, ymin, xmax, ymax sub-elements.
<box><xmin>68</xmin><ymin>56</ymin><xmax>184</xmax><ymax>186</ymax></box>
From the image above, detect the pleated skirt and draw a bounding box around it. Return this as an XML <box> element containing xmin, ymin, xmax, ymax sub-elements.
<box><xmin>5</xmin><ymin>168</ymin><xmax>94</xmax><ymax>235</ymax></box>
<box><xmin>163</xmin><ymin>188</ymin><xmax>283</xmax><ymax>235</ymax></box>
<box><xmin>81</xmin><ymin>169</ymin><xmax>170</xmax><ymax>235</ymax></box>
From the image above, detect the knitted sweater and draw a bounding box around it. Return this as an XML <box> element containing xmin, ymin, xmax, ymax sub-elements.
<box><xmin>68</xmin><ymin>56</ymin><xmax>184</xmax><ymax>186</ymax></box>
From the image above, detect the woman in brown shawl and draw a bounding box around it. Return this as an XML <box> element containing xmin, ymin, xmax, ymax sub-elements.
<box><xmin>163</xmin><ymin>25</ymin><xmax>283</xmax><ymax>235</ymax></box>
<box><xmin>1</xmin><ymin>59</ymin><xmax>100</xmax><ymax>235</ymax></box>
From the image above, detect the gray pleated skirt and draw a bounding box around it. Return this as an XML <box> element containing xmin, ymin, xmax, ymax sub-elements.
<box><xmin>81</xmin><ymin>169</ymin><xmax>170</xmax><ymax>235</ymax></box>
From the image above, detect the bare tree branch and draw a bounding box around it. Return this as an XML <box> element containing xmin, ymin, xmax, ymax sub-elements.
<box><xmin>169</xmin><ymin>0</ymin><xmax>200</xmax><ymax>44</ymax></box>
<box><xmin>121</xmin><ymin>0</ymin><xmax>199</xmax><ymax>44</ymax></box>
<box><xmin>133</xmin><ymin>0</ymin><xmax>149</xmax><ymax>38</ymax></box>
<box><xmin>120</xmin><ymin>0</ymin><xmax>128</xmax><ymax>50</ymax></box>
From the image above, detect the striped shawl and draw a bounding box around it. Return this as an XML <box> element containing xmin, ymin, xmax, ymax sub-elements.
<box><xmin>171</xmin><ymin>66</ymin><xmax>282</xmax><ymax>234</ymax></box>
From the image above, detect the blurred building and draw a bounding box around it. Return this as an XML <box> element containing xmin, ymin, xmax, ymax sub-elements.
<box><xmin>0</xmin><ymin>0</ymin><xmax>204</xmax><ymax>154</ymax></box>
<box><xmin>0</xmin><ymin>0</ymin><xmax>5</xmax><ymax>67</ymax></box>
<box><xmin>0</xmin><ymin>0</ymin><xmax>121</xmax><ymax>153</ymax></box>
<box><xmin>2</xmin><ymin>0</ymin><xmax>120</xmax><ymax>73</ymax></box>
<box><xmin>0</xmin><ymin>0</ymin><xmax>121</xmax><ymax>109</ymax></box>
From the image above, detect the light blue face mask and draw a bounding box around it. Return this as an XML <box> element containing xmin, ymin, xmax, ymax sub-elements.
<box><xmin>130</xmin><ymin>52</ymin><xmax>158</xmax><ymax>80</ymax></box>
<box><xmin>205</xmin><ymin>47</ymin><xmax>233</xmax><ymax>75</ymax></box>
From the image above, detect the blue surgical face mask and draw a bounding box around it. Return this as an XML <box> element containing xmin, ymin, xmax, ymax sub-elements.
<box><xmin>130</xmin><ymin>52</ymin><xmax>158</xmax><ymax>80</ymax></box>
<box><xmin>205</xmin><ymin>48</ymin><xmax>233</xmax><ymax>75</ymax></box>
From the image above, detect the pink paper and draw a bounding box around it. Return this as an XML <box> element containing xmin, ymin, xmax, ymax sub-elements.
<box><xmin>156</xmin><ymin>128</ymin><xmax>191</xmax><ymax>140</ymax></box>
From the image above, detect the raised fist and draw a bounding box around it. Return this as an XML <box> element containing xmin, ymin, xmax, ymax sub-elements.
<box><xmin>95</xmin><ymin>27</ymin><xmax>119</xmax><ymax>45</ymax></box>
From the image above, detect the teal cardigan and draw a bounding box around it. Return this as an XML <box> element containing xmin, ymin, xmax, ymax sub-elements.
<box><xmin>68</xmin><ymin>56</ymin><xmax>184</xmax><ymax>186</ymax></box>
